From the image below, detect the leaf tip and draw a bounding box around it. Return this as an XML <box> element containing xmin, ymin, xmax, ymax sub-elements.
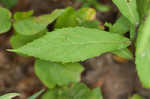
<box><xmin>7</xmin><ymin>49</ymin><xmax>17</xmax><ymax>52</ymax></box>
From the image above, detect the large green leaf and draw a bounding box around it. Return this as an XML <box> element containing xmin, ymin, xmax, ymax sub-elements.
<box><xmin>136</xmin><ymin>11</ymin><xmax>150</xmax><ymax>88</ymax></box>
<box><xmin>105</xmin><ymin>16</ymin><xmax>130</xmax><ymax>34</ymax></box>
<box><xmin>35</xmin><ymin>59</ymin><xmax>83</xmax><ymax>88</ymax></box>
<box><xmin>13</xmin><ymin>9</ymin><xmax>64</xmax><ymax>35</ymax></box>
<box><xmin>112</xmin><ymin>0</ymin><xmax>139</xmax><ymax>25</ymax></box>
<box><xmin>0</xmin><ymin>7</ymin><xmax>11</xmax><ymax>34</ymax></box>
<box><xmin>42</xmin><ymin>83</ymin><xmax>103</xmax><ymax>99</ymax></box>
<box><xmin>10</xmin><ymin>27</ymin><xmax>131</xmax><ymax>63</ymax></box>
<box><xmin>0</xmin><ymin>93</ymin><xmax>20</xmax><ymax>99</ymax></box>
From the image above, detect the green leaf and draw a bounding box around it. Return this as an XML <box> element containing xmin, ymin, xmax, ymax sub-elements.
<box><xmin>0</xmin><ymin>0</ymin><xmax>18</xmax><ymax>9</ymax></box>
<box><xmin>130</xmin><ymin>94</ymin><xmax>145</xmax><ymax>99</ymax></box>
<box><xmin>136</xmin><ymin>11</ymin><xmax>150</xmax><ymax>88</ymax></box>
<box><xmin>0</xmin><ymin>7</ymin><xmax>11</xmax><ymax>34</ymax></box>
<box><xmin>10</xmin><ymin>27</ymin><xmax>131</xmax><ymax>63</ymax></box>
<box><xmin>112</xmin><ymin>48</ymin><xmax>133</xmax><ymax>59</ymax></box>
<box><xmin>35</xmin><ymin>59</ymin><xmax>83</xmax><ymax>88</ymax></box>
<box><xmin>14</xmin><ymin>10</ymin><xmax>34</xmax><ymax>21</ymax></box>
<box><xmin>42</xmin><ymin>83</ymin><xmax>103</xmax><ymax>99</ymax></box>
<box><xmin>54</xmin><ymin>7</ymin><xmax>77</xmax><ymax>28</ymax></box>
<box><xmin>112</xmin><ymin>0</ymin><xmax>139</xmax><ymax>25</ymax></box>
<box><xmin>27</xmin><ymin>89</ymin><xmax>45</xmax><ymax>99</ymax></box>
<box><xmin>13</xmin><ymin>9</ymin><xmax>64</xmax><ymax>35</ymax></box>
<box><xmin>0</xmin><ymin>93</ymin><xmax>20</xmax><ymax>99</ymax></box>
<box><xmin>105</xmin><ymin>16</ymin><xmax>130</xmax><ymax>34</ymax></box>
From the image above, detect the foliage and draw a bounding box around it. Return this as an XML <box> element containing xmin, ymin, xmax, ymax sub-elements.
<box><xmin>42</xmin><ymin>83</ymin><xmax>103</xmax><ymax>99</ymax></box>
<box><xmin>0</xmin><ymin>93</ymin><xmax>20</xmax><ymax>99</ymax></box>
<box><xmin>54</xmin><ymin>7</ymin><xmax>97</xmax><ymax>28</ymax></box>
<box><xmin>105</xmin><ymin>16</ymin><xmax>130</xmax><ymax>35</ymax></box>
<box><xmin>1</xmin><ymin>0</ymin><xmax>150</xmax><ymax>98</ymax></box>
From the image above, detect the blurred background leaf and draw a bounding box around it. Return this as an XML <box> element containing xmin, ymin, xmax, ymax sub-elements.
<box><xmin>0</xmin><ymin>0</ymin><xmax>18</xmax><ymax>9</ymax></box>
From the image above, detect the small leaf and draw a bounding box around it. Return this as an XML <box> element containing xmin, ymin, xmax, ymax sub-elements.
<box><xmin>13</xmin><ymin>9</ymin><xmax>64</xmax><ymax>35</ymax></box>
<box><xmin>35</xmin><ymin>59</ymin><xmax>84</xmax><ymax>88</ymax></box>
<box><xmin>27</xmin><ymin>89</ymin><xmax>45</xmax><ymax>99</ymax></box>
<box><xmin>112</xmin><ymin>0</ymin><xmax>139</xmax><ymax>25</ymax></box>
<box><xmin>75</xmin><ymin>8</ymin><xmax>96</xmax><ymax>23</ymax></box>
<box><xmin>112</xmin><ymin>48</ymin><xmax>133</xmax><ymax>60</ymax></box>
<box><xmin>0</xmin><ymin>7</ymin><xmax>11</xmax><ymax>34</ymax></box>
<box><xmin>10</xmin><ymin>27</ymin><xmax>131</xmax><ymax>63</ymax></box>
<box><xmin>0</xmin><ymin>93</ymin><xmax>20</xmax><ymax>99</ymax></box>
<box><xmin>136</xmin><ymin>11</ymin><xmax>150</xmax><ymax>88</ymax></box>
<box><xmin>42</xmin><ymin>83</ymin><xmax>103</xmax><ymax>99</ymax></box>
<box><xmin>54</xmin><ymin>7</ymin><xmax>77</xmax><ymax>28</ymax></box>
<box><xmin>130</xmin><ymin>94</ymin><xmax>145</xmax><ymax>99</ymax></box>
<box><xmin>14</xmin><ymin>10</ymin><xmax>34</xmax><ymax>21</ymax></box>
<box><xmin>105</xmin><ymin>16</ymin><xmax>130</xmax><ymax>34</ymax></box>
